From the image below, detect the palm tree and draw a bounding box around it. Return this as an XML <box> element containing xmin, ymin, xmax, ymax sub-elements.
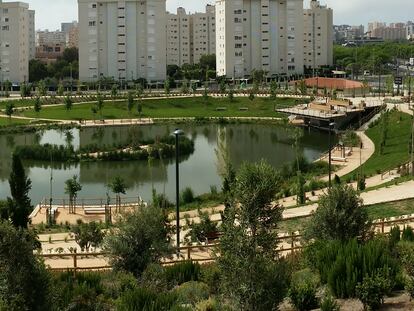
<box><xmin>108</xmin><ymin>176</ymin><xmax>127</xmax><ymax>212</ymax></box>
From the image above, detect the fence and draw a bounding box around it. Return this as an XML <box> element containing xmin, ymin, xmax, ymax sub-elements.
<box><xmin>41</xmin><ymin>215</ymin><xmax>414</xmax><ymax>272</ymax></box>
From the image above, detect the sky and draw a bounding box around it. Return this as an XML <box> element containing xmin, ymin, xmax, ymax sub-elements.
<box><xmin>24</xmin><ymin>0</ymin><xmax>413</xmax><ymax>31</ymax></box>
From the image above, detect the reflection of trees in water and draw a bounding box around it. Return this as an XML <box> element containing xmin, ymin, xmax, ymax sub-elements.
<box><xmin>6</xmin><ymin>136</ymin><xmax>15</xmax><ymax>148</ymax></box>
<box><xmin>91</xmin><ymin>127</ymin><xmax>105</xmax><ymax>143</ymax></box>
<box><xmin>65</xmin><ymin>130</ymin><xmax>74</xmax><ymax>147</ymax></box>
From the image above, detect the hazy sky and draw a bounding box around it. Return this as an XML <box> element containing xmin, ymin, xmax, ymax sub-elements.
<box><xmin>24</xmin><ymin>0</ymin><xmax>413</xmax><ymax>31</ymax></box>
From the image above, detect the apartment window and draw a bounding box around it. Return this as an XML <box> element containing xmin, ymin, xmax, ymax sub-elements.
<box><xmin>2</xmin><ymin>26</ymin><xmax>9</xmax><ymax>31</ymax></box>
<box><xmin>89</xmin><ymin>21</ymin><xmax>96</xmax><ymax>27</ymax></box>
<box><xmin>92</xmin><ymin>4</ymin><xmax>97</xmax><ymax>8</ymax></box>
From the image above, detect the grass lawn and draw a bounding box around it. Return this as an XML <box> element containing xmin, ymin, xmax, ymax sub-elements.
<box><xmin>346</xmin><ymin>110</ymin><xmax>412</xmax><ymax>179</ymax></box>
<box><xmin>0</xmin><ymin>98</ymin><xmax>37</xmax><ymax>110</ymax></box>
<box><xmin>0</xmin><ymin>117</ymin><xmax>30</xmax><ymax>127</ymax></box>
<box><xmin>21</xmin><ymin>97</ymin><xmax>298</xmax><ymax>120</ymax></box>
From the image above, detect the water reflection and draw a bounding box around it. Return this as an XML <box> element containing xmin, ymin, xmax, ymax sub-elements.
<box><xmin>0</xmin><ymin>123</ymin><xmax>333</xmax><ymax>204</ymax></box>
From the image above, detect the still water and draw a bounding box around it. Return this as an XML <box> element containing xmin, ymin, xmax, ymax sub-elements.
<box><xmin>0</xmin><ymin>123</ymin><xmax>332</xmax><ymax>204</ymax></box>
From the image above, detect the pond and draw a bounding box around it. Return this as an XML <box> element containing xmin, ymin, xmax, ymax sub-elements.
<box><xmin>0</xmin><ymin>123</ymin><xmax>333</xmax><ymax>205</ymax></box>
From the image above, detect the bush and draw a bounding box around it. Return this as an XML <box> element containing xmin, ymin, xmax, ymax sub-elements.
<box><xmin>195</xmin><ymin>298</ymin><xmax>220</xmax><ymax>311</ymax></box>
<box><xmin>200</xmin><ymin>263</ymin><xmax>221</xmax><ymax>295</ymax></box>
<box><xmin>116</xmin><ymin>287</ymin><xmax>179</xmax><ymax>311</ymax></box>
<box><xmin>288</xmin><ymin>269</ymin><xmax>319</xmax><ymax>311</ymax></box>
<box><xmin>389</xmin><ymin>226</ymin><xmax>401</xmax><ymax>249</ymax></box>
<box><xmin>320</xmin><ymin>295</ymin><xmax>339</xmax><ymax>311</ymax></box>
<box><xmin>402</xmin><ymin>226</ymin><xmax>414</xmax><ymax>242</ymax></box>
<box><xmin>140</xmin><ymin>264</ymin><xmax>168</xmax><ymax>292</ymax></box>
<box><xmin>175</xmin><ymin>281</ymin><xmax>209</xmax><ymax>306</ymax></box>
<box><xmin>181</xmin><ymin>187</ymin><xmax>195</xmax><ymax>204</ymax></box>
<box><xmin>356</xmin><ymin>273</ymin><xmax>391</xmax><ymax>311</ymax></box>
<box><xmin>165</xmin><ymin>261</ymin><xmax>201</xmax><ymax>286</ymax></box>
<box><xmin>307</xmin><ymin>239</ymin><xmax>398</xmax><ymax>298</ymax></box>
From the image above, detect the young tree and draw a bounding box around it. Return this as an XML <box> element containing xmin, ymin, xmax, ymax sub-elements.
<box><xmin>97</xmin><ymin>93</ymin><xmax>104</xmax><ymax>119</ymax></box>
<box><xmin>305</xmin><ymin>184</ymin><xmax>371</xmax><ymax>241</ymax></box>
<box><xmin>5</xmin><ymin>102</ymin><xmax>14</xmax><ymax>121</ymax></box>
<box><xmin>191</xmin><ymin>82</ymin><xmax>197</xmax><ymax>96</ymax></box>
<box><xmin>20</xmin><ymin>83</ymin><xmax>31</xmax><ymax>98</ymax></box>
<box><xmin>136</xmin><ymin>83</ymin><xmax>144</xmax><ymax>99</ymax></box>
<box><xmin>0</xmin><ymin>221</ymin><xmax>51</xmax><ymax>311</ymax></box>
<box><xmin>299</xmin><ymin>80</ymin><xmax>307</xmax><ymax>95</ymax></box>
<box><xmin>91</xmin><ymin>105</ymin><xmax>98</xmax><ymax>121</ymax></box>
<box><xmin>37</xmin><ymin>80</ymin><xmax>47</xmax><ymax>97</ymax></box>
<box><xmin>217</xmin><ymin>160</ymin><xmax>288</xmax><ymax>310</ymax></box>
<box><xmin>108</xmin><ymin>176</ymin><xmax>128</xmax><ymax>212</ymax></box>
<box><xmin>269</xmin><ymin>80</ymin><xmax>277</xmax><ymax>100</ymax></box>
<box><xmin>7</xmin><ymin>154</ymin><xmax>32</xmax><ymax>228</ymax></box>
<box><xmin>220</xmin><ymin>79</ymin><xmax>227</xmax><ymax>94</ymax></box>
<box><xmin>227</xmin><ymin>87</ymin><xmax>234</xmax><ymax>102</ymax></box>
<box><xmin>137</xmin><ymin>100</ymin><xmax>143</xmax><ymax>120</ymax></box>
<box><xmin>111</xmin><ymin>84</ymin><xmax>118</xmax><ymax>99</ymax></box>
<box><xmin>64</xmin><ymin>95</ymin><xmax>73</xmax><ymax>112</ymax></box>
<box><xmin>104</xmin><ymin>204</ymin><xmax>172</xmax><ymax>277</ymax></box>
<box><xmin>65</xmin><ymin>175</ymin><xmax>82</xmax><ymax>214</ymax></box>
<box><xmin>127</xmin><ymin>91</ymin><xmax>135</xmax><ymax>116</ymax></box>
<box><xmin>34</xmin><ymin>96</ymin><xmax>42</xmax><ymax>116</ymax></box>
<box><xmin>57</xmin><ymin>82</ymin><xmax>65</xmax><ymax>96</ymax></box>
<box><xmin>248</xmin><ymin>89</ymin><xmax>255</xmax><ymax>101</ymax></box>
<box><xmin>72</xmin><ymin>221</ymin><xmax>105</xmax><ymax>252</ymax></box>
<box><xmin>164</xmin><ymin>78</ymin><xmax>171</xmax><ymax>97</ymax></box>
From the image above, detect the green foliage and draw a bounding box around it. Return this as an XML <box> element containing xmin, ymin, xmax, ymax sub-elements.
<box><xmin>65</xmin><ymin>175</ymin><xmax>82</xmax><ymax>202</ymax></box>
<box><xmin>356</xmin><ymin>273</ymin><xmax>391</xmax><ymax>311</ymax></box>
<box><xmin>402</xmin><ymin>226</ymin><xmax>414</xmax><ymax>242</ymax></box>
<box><xmin>7</xmin><ymin>154</ymin><xmax>32</xmax><ymax>228</ymax></box>
<box><xmin>20</xmin><ymin>83</ymin><xmax>31</xmax><ymax>97</ymax></box>
<box><xmin>227</xmin><ymin>88</ymin><xmax>234</xmax><ymax>102</ymax></box>
<box><xmin>127</xmin><ymin>91</ymin><xmax>135</xmax><ymax>113</ymax></box>
<box><xmin>15</xmin><ymin>143</ymin><xmax>77</xmax><ymax>162</ymax></box>
<box><xmin>200</xmin><ymin>263</ymin><xmax>221</xmax><ymax>295</ymax></box>
<box><xmin>181</xmin><ymin>187</ymin><xmax>195</xmax><ymax>204</ymax></box>
<box><xmin>305</xmin><ymin>184</ymin><xmax>371</xmax><ymax>241</ymax></box>
<box><xmin>320</xmin><ymin>295</ymin><xmax>339</xmax><ymax>311</ymax></box>
<box><xmin>72</xmin><ymin>221</ymin><xmax>105</xmax><ymax>251</ymax></box>
<box><xmin>165</xmin><ymin>261</ymin><xmax>201</xmax><ymax>286</ymax></box>
<box><xmin>175</xmin><ymin>281</ymin><xmax>209</xmax><ymax>306</ymax></box>
<box><xmin>307</xmin><ymin>239</ymin><xmax>399</xmax><ymax>298</ymax></box>
<box><xmin>358</xmin><ymin>175</ymin><xmax>366</xmax><ymax>191</ymax></box>
<box><xmin>152</xmin><ymin>189</ymin><xmax>174</xmax><ymax>209</ymax></box>
<box><xmin>116</xmin><ymin>287</ymin><xmax>179</xmax><ymax>311</ymax></box>
<box><xmin>104</xmin><ymin>204</ymin><xmax>172</xmax><ymax>277</ymax></box>
<box><xmin>0</xmin><ymin>221</ymin><xmax>51</xmax><ymax>310</ymax></box>
<box><xmin>288</xmin><ymin>269</ymin><xmax>319</xmax><ymax>311</ymax></box>
<box><xmin>396</xmin><ymin>241</ymin><xmax>414</xmax><ymax>298</ymax></box>
<box><xmin>389</xmin><ymin>226</ymin><xmax>401</xmax><ymax>248</ymax></box>
<box><xmin>34</xmin><ymin>97</ymin><xmax>42</xmax><ymax>114</ymax></box>
<box><xmin>5</xmin><ymin>102</ymin><xmax>14</xmax><ymax>119</ymax></box>
<box><xmin>109</xmin><ymin>176</ymin><xmax>128</xmax><ymax>196</ymax></box>
<box><xmin>185</xmin><ymin>209</ymin><xmax>219</xmax><ymax>244</ymax></box>
<box><xmin>296</xmin><ymin>171</ymin><xmax>306</xmax><ymax>205</ymax></box>
<box><xmin>248</xmin><ymin>90</ymin><xmax>255</xmax><ymax>101</ymax></box>
<box><xmin>64</xmin><ymin>95</ymin><xmax>73</xmax><ymax>111</ymax></box>
<box><xmin>218</xmin><ymin>160</ymin><xmax>288</xmax><ymax>310</ymax></box>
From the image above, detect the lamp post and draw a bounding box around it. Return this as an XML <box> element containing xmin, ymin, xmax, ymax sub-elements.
<box><xmin>174</xmin><ymin>129</ymin><xmax>184</xmax><ymax>253</ymax></box>
<box><xmin>328</xmin><ymin>121</ymin><xmax>336</xmax><ymax>189</ymax></box>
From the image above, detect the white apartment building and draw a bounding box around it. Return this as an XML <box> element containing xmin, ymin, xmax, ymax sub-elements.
<box><xmin>36</xmin><ymin>30</ymin><xmax>68</xmax><ymax>47</ymax></box>
<box><xmin>192</xmin><ymin>4</ymin><xmax>216</xmax><ymax>65</ymax></box>
<box><xmin>216</xmin><ymin>0</ymin><xmax>304</xmax><ymax>79</ymax></box>
<box><xmin>0</xmin><ymin>1</ymin><xmax>34</xmax><ymax>83</ymax></box>
<box><xmin>167</xmin><ymin>5</ymin><xmax>216</xmax><ymax>66</ymax></box>
<box><xmin>303</xmin><ymin>0</ymin><xmax>333</xmax><ymax>69</ymax></box>
<box><xmin>28</xmin><ymin>9</ymin><xmax>35</xmax><ymax>60</ymax></box>
<box><xmin>167</xmin><ymin>7</ymin><xmax>191</xmax><ymax>66</ymax></box>
<box><xmin>78</xmin><ymin>0</ymin><xmax>167</xmax><ymax>82</ymax></box>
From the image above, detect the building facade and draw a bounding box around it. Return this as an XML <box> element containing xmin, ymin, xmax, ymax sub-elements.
<box><xmin>28</xmin><ymin>9</ymin><xmax>35</xmax><ymax>60</ymax></box>
<box><xmin>78</xmin><ymin>0</ymin><xmax>166</xmax><ymax>82</ymax></box>
<box><xmin>166</xmin><ymin>7</ymin><xmax>191</xmax><ymax>66</ymax></box>
<box><xmin>166</xmin><ymin>5</ymin><xmax>216</xmax><ymax>66</ymax></box>
<box><xmin>216</xmin><ymin>0</ymin><xmax>304</xmax><ymax>79</ymax></box>
<box><xmin>36</xmin><ymin>30</ymin><xmax>67</xmax><ymax>47</ymax></box>
<box><xmin>303</xmin><ymin>0</ymin><xmax>333</xmax><ymax>69</ymax></box>
<box><xmin>191</xmin><ymin>4</ymin><xmax>216</xmax><ymax>65</ymax></box>
<box><xmin>0</xmin><ymin>0</ymin><xmax>34</xmax><ymax>83</ymax></box>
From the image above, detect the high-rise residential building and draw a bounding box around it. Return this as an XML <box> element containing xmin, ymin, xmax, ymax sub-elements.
<box><xmin>0</xmin><ymin>0</ymin><xmax>34</xmax><ymax>83</ymax></box>
<box><xmin>36</xmin><ymin>30</ymin><xmax>67</xmax><ymax>47</ymax></box>
<box><xmin>78</xmin><ymin>0</ymin><xmax>166</xmax><ymax>82</ymax></box>
<box><xmin>407</xmin><ymin>21</ymin><xmax>414</xmax><ymax>40</ymax></box>
<box><xmin>166</xmin><ymin>7</ymin><xmax>191</xmax><ymax>66</ymax></box>
<box><xmin>216</xmin><ymin>0</ymin><xmax>304</xmax><ymax>79</ymax></box>
<box><xmin>61</xmin><ymin>21</ymin><xmax>79</xmax><ymax>48</ymax></box>
<box><xmin>61</xmin><ymin>21</ymin><xmax>78</xmax><ymax>33</ymax></box>
<box><xmin>28</xmin><ymin>10</ymin><xmax>35</xmax><ymax>60</ymax></box>
<box><xmin>166</xmin><ymin>5</ymin><xmax>216</xmax><ymax>66</ymax></box>
<box><xmin>192</xmin><ymin>4</ymin><xmax>216</xmax><ymax>65</ymax></box>
<box><xmin>368</xmin><ymin>21</ymin><xmax>386</xmax><ymax>34</ymax></box>
<box><xmin>303</xmin><ymin>0</ymin><xmax>333</xmax><ymax>69</ymax></box>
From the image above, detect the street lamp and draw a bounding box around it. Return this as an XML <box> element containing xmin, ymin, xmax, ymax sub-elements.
<box><xmin>328</xmin><ymin>122</ymin><xmax>336</xmax><ymax>189</ymax></box>
<box><xmin>174</xmin><ymin>128</ymin><xmax>184</xmax><ymax>253</ymax></box>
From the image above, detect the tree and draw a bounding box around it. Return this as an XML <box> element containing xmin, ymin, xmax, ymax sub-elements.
<box><xmin>109</xmin><ymin>176</ymin><xmax>128</xmax><ymax>212</ymax></box>
<box><xmin>57</xmin><ymin>82</ymin><xmax>65</xmax><ymax>96</ymax></box>
<box><xmin>127</xmin><ymin>91</ymin><xmax>135</xmax><ymax>116</ymax></box>
<box><xmin>65</xmin><ymin>175</ymin><xmax>82</xmax><ymax>214</ymax></box>
<box><xmin>164</xmin><ymin>79</ymin><xmax>171</xmax><ymax>97</ymax></box>
<box><xmin>228</xmin><ymin>87</ymin><xmax>234</xmax><ymax>102</ymax></box>
<box><xmin>5</xmin><ymin>102</ymin><xmax>14</xmax><ymax>121</ymax></box>
<box><xmin>248</xmin><ymin>89</ymin><xmax>255</xmax><ymax>101</ymax></box>
<box><xmin>29</xmin><ymin>59</ymin><xmax>48</xmax><ymax>82</ymax></box>
<box><xmin>72</xmin><ymin>221</ymin><xmax>104</xmax><ymax>252</ymax></box>
<box><xmin>64</xmin><ymin>95</ymin><xmax>73</xmax><ymax>112</ymax></box>
<box><xmin>137</xmin><ymin>100</ymin><xmax>143</xmax><ymax>120</ymax></box>
<box><xmin>7</xmin><ymin>154</ymin><xmax>32</xmax><ymax>228</ymax></box>
<box><xmin>104</xmin><ymin>204</ymin><xmax>172</xmax><ymax>277</ymax></box>
<box><xmin>217</xmin><ymin>160</ymin><xmax>288</xmax><ymax>310</ymax></box>
<box><xmin>37</xmin><ymin>80</ymin><xmax>47</xmax><ymax>97</ymax></box>
<box><xmin>305</xmin><ymin>184</ymin><xmax>371</xmax><ymax>241</ymax></box>
<box><xmin>91</xmin><ymin>105</ymin><xmax>98</xmax><ymax>121</ymax></box>
<box><xmin>0</xmin><ymin>221</ymin><xmax>51</xmax><ymax>311</ymax></box>
<box><xmin>34</xmin><ymin>96</ymin><xmax>42</xmax><ymax>116</ymax></box>
<box><xmin>219</xmin><ymin>79</ymin><xmax>227</xmax><ymax>94</ymax></box>
<box><xmin>299</xmin><ymin>80</ymin><xmax>307</xmax><ymax>95</ymax></box>
<box><xmin>270</xmin><ymin>80</ymin><xmax>277</xmax><ymax>100</ymax></box>
<box><xmin>20</xmin><ymin>83</ymin><xmax>31</xmax><ymax>98</ymax></box>
<box><xmin>199</xmin><ymin>54</ymin><xmax>216</xmax><ymax>72</ymax></box>
<box><xmin>111</xmin><ymin>84</ymin><xmax>118</xmax><ymax>99</ymax></box>
<box><xmin>97</xmin><ymin>93</ymin><xmax>104</xmax><ymax>118</ymax></box>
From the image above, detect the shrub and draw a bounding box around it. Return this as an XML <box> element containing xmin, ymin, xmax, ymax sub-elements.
<box><xmin>356</xmin><ymin>273</ymin><xmax>391</xmax><ymax>311</ymax></box>
<box><xmin>185</xmin><ymin>209</ymin><xmax>219</xmax><ymax>244</ymax></box>
<box><xmin>320</xmin><ymin>295</ymin><xmax>339</xmax><ymax>311</ymax></box>
<box><xmin>402</xmin><ymin>226</ymin><xmax>414</xmax><ymax>242</ymax></box>
<box><xmin>181</xmin><ymin>187</ymin><xmax>195</xmax><ymax>204</ymax></box>
<box><xmin>307</xmin><ymin>239</ymin><xmax>398</xmax><ymax>298</ymax></box>
<box><xmin>200</xmin><ymin>263</ymin><xmax>221</xmax><ymax>295</ymax></box>
<box><xmin>288</xmin><ymin>269</ymin><xmax>319</xmax><ymax>311</ymax></box>
<box><xmin>389</xmin><ymin>226</ymin><xmax>401</xmax><ymax>248</ymax></box>
<box><xmin>175</xmin><ymin>281</ymin><xmax>209</xmax><ymax>306</ymax></box>
<box><xmin>116</xmin><ymin>287</ymin><xmax>179</xmax><ymax>311</ymax></box>
<box><xmin>140</xmin><ymin>264</ymin><xmax>168</xmax><ymax>292</ymax></box>
<box><xmin>165</xmin><ymin>261</ymin><xmax>201</xmax><ymax>286</ymax></box>
<box><xmin>195</xmin><ymin>298</ymin><xmax>220</xmax><ymax>311</ymax></box>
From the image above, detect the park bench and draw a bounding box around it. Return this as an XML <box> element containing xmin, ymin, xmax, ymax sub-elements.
<box><xmin>84</xmin><ymin>207</ymin><xmax>107</xmax><ymax>215</ymax></box>
<box><xmin>331</xmin><ymin>156</ymin><xmax>347</xmax><ymax>163</ymax></box>
<box><xmin>216</xmin><ymin>107</ymin><xmax>227</xmax><ymax>111</ymax></box>
<box><xmin>206</xmin><ymin>231</ymin><xmax>221</xmax><ymax>244</ymax></box>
